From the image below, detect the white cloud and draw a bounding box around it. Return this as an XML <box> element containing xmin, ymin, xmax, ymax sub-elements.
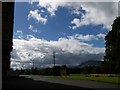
<box><xmin>70</xmin><ymin>2</ymin><xmax>118</xmax><ymax>30</ymax></box>
<box><xmin>28</xmin><ymin>9</ymin><xmax>47</xmax><ymax>24</ymax></box>
<box><xmin>17</xmin><ymin>30</ymin><xmax>23</xmax><ymax>34</ymax></box>
<box><xmin>37</xmin><ymin>0</ymin><xmax>66</xmax><ymax>16</ymax></box>
<box><xmin>28</xmin><ymin>25</ymin><xmax>40</xmax><ymax>33</ymax></box>
<box><xmin>29</xmin><ymin>1</ymin><xmax>117</xmax><ymax>30</ymax></box>
<box><xmin>28</xmin><ymin>0</ymin><xmax>119</xmax><ymax>3</ymax></box>
<box><xmin>67</xmin><ymin>33</ymin><xmax>106</xmax><ymax>41</ymax></box>
<box><xmin>71</xmin><ymin>9</ymin><xmax>81</xmax><ymax>15</ymax></box>
<box><xmin>28</xmin><ymin>25</ymin><xmax>33</xmax><ymax>30</ymax></box>
<box><xmin>15</xmin><ymin>30</ymin><xmax>23</xmax><ymax>39</ymax></box>
<box><xmin>58</xmin><ymin>32</ymin><xmax>66</xmax><ymax>36</ymax></box>
<box><xmin>68</xmin><ymin>34</ymin><xmax>98</xmax><ymax>41</ymax></box>
<box><xmin>71</xmin><ymin>18</ymin><xmax>81</xmax><ymax>29</ymax></box>
<box><xmin>26</xmin><ymin>35</ymin><xmax>35</xmax><ymax>39</ymax></box>
<box><xmin>11</xmin><ymin>35</ymin><xmax>105</xmax><ymax>69</ymax></box>
<box><xmin>97</xmin><ymin>33</ymin><xmax>106</xmax><ymax>39</ymax></box>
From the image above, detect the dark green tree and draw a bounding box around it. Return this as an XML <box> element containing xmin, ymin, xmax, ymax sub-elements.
<box><xmin>104</xmin><ymin>16</ymin><xmax>120</xmax><ymax>74</ymax></box>
<box><xmin>52</xmin><ymin>66</ymin><xmax>61</xmax><ymax>76</ymax></box>
<box><xmin>60</xmin><ymin>65</ymin><xmax>69</xmax><ymax>76</ymax></box>
<box><xmin>81</xmin><ymin>65</ymin><xmax>93</xmax><ymax>74</ymax></box>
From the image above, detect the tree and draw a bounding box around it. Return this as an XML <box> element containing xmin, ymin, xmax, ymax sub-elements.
<box><xmin>52</xmin><ymin>66</ymin><xmax>61</xmax><ymax>76</ymax></box>
<box><xmin>104</xmin><ymin>16</ymin><xmax>120</xmax><ymax>74</ymax></box>
<box><xmin>92</xmin><ymin>65</ymin><xmax>101</xmax><ymax>74</ymax></box>
<box><xmin>60</xmin><ymin>65</ymin><xmax>69</xmax><ymax>76</ymax></box>
<box><xmin>81</xmin><ymin>65</ymin><xmax>93</xmax><ymax>74</ymax></box>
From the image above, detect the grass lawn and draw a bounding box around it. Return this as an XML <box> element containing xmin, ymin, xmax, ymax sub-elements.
<box><xmin>47</xmin><ymin>74</ymin><xmax>120</xmax><ymax>84</ymax></box>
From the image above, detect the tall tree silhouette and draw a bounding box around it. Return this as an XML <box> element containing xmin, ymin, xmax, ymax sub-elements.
<box><xmin>104</xmin><ymin>16</ymin><xmax>120</xmax><ymax>73</ymax></box>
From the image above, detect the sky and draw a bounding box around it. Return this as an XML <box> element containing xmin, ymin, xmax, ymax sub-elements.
<box><xmin>11</xmin><ymin>0</ymin><xmax>118</xmax><ymax>70</ymax></box>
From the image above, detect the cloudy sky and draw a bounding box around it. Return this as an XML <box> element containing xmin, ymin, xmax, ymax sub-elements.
<box><xmin>11</xmin><ymin>0</ymin><xmax>118</xmax><ymax>70</ymax></box>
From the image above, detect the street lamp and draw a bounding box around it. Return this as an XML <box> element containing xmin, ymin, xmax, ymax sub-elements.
<box><xmin>53</xmin><ymin>51</ymin><xmax>55</xmax><ymax>67</ymax></box>
<box><xmin>32</xmin><ymin>59</ymin><xmax>34</xmax><ymax>69</ymax></box>
<box><xmin>30</xmin><ymin>58</ymin><xmax>34</xmax><ymax>69</ymax></box>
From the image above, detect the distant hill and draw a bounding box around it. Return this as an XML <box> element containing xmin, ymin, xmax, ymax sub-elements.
<box><xmin>78</xmin><ymin>60</ymin><xmax>103</xmax><ymax>68</ymax></box>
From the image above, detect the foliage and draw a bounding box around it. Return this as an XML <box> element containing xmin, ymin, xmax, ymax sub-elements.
<box><xmin>60</xmin><ymin>65</ymin><xmax>69</xmax><ymax>76</ymax></box>
<box><xmin>104</xmin><ymin>16</ymin><xmax>120</xmax><ymax>74</ymax></box>
<box><xmin>17</xmin><ymin>64</ymin><xmax>104</xmax><ymax>75</ymax></box>
<box><xmin>52</xmin><ymin>66</ymin><xmax>61</xmax><ymax>76</ymax></box>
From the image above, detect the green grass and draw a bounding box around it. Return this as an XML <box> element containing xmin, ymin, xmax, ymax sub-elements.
<box><xmin>46</xmin><ymin>74</ymin><xmax>120</xmax><ymax>84</ymax></box>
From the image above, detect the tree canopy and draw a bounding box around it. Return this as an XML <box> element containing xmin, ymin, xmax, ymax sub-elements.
<box><xmin>104</xmin><ymin>16</ymin><xmax>120</xmax><ymax>74</ymax></box>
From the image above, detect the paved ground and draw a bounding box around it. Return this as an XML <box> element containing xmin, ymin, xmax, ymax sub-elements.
<box><xmin>2</xmin><ymin>76</ymin><xmax>94</xmax><ymax>90</ymax></box>
<box><xmin>2</xmin><ymin>75</ymin><xmax>120</xmax><ymax>90</ymax></box>
<box><xmin>24</xmin><ymin>75</ymin><xmax>119</xmax><ymax>90</ymax></box>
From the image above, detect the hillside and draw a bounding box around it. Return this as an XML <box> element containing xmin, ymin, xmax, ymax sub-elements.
<box><xmin>78</xmin><ymin>60</ymin><xmax>103</xmax><ymax>68</ymax></box>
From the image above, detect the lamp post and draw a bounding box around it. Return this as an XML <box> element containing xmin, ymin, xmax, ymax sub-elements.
<box><xmin>53</xmin><ymin>51</ymin><xmax>55</xmax><ymax>67</ymax></box>
<box><xmin>32</xmin><ymin>59</ymin><xmax>34</xmax><ymax>69</ymax></box>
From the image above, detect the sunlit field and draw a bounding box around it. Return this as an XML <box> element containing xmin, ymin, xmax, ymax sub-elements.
<box><xmin>47</xmin><ymin>74</ymin><xmax>120</xmax><ymax>84</ymax></box>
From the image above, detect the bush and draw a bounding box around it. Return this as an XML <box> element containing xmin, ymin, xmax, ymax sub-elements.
<box><xmin>85</xmin><ymin>74</ymin><xmax>89</xmax><ymax>77</ymax></box>
<box><xmin>94</xmin><ymin>75</ymin><xmax>100</xmax><ymax>77</ymax></box>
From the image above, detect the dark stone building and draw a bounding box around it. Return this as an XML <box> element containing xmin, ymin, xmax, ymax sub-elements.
<box><xmin>2</xmin><ymin>2</ymin><xmax>14</xmax><ymax>78</ymax></box>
